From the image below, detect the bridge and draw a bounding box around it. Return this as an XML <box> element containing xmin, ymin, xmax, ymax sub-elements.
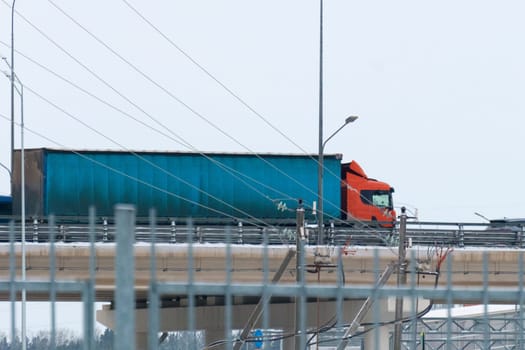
<box><xmin>1</xmin><ymin>210</ymin><xmax>524</xmax><ymax>349</ymax></box>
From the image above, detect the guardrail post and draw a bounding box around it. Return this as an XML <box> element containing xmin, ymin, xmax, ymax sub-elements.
<box><xmin>59</xmin><ymin>224</ymin><xmax>66</xmax><ymax>243</ymax></box>
<box><xmin>197</xmin><ymin>226</ymin><xmax>203</xmax><ymax>244</ymax></box>
<box><xmin>102</xmin><ymin>218</ymin><xmax>108</xmax><ymax>242</ymax></box>
<box><xmin>170</xmin><ymin>219</ymin><xmax>177</xmax><ymax>243</ymax></box>
<box><xmin>238</xmin><ymin>222</ymin><xmax>243</xmax><ymax>245</ymax></box>
<box><xmin>329</xmin><ymin>221</ymin><xmax>335</xmax><ymax>245</ymax></box>
<box><xmin>458</xmin><ymin>224</ymin><xmax>464</xmax><ymax>248</ymax></box>
<box><xmin>518</xmin><ymin>226</ymin><xmax>524</xmax><ymax>249</ymax></box>
<box><xmin>260</xmin><ymin>227</ymin><xmax>265</xmax><ymax>245</ymax></box>
<box><xmin>32</xmin><ymin>218</ymin><xmax>38</xmax><ymax>242</ymax></box>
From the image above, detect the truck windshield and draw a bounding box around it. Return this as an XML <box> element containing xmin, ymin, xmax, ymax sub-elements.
<box><xmin>360</xmin><ymin>190</ymin><xmax>392</xmax><ymax>209</ymax></box>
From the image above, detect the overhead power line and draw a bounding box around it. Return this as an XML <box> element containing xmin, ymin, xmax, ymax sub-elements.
<box><xmin>0</xmin><ymin>111</ymin><xmax>286</xmax><ymax>233</ymax></box>
<box><xmin>22</xmin><ymin>85</ymin><xmax>288</xmax><ymax>229</ymax></box>
<box><xmin>2</xmin><ymin>2</ymin><xmax>391</xmax><ymax>236</ymax></box>
<box><xmin>119</xmin><ymin>0</ymin><xmax>313</xmax><ymax>157</ymax></box>
<box><xmin>5</xmin><ymin>1</ymin><xmax>342</xmax><ymax>222</ymax></box>
<box><xmin>43</xmin><ymin>0</ymin><xmax>355</xmax><ymax>223</ymax></box>
<box><xmin>0</xmin><ymin>40</ymin><xmax>311</xmax><ymax>220</ymax></box>
<box><xmin>0</xmin><ymin>4</ymin><xmax>314</xmax><ymax>208</ymax></box>
<box><xmin>117</xmin><ymin>0</ymin><xmax>380</xmax><ymax>218</ymax></box>
<box><xmin>0</xmin><ymin>45</ymin><xmax>390</xmax><ymax>244</ymax></box>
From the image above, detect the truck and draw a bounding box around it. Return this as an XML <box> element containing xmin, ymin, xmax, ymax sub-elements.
<box><xmin>10</xmin><ymin>148</ymin><xmax>395</xmax><ymax>226</ymax></box>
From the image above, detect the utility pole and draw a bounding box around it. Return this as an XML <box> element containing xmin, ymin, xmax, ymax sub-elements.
<box><xmin>295</xmin><ymin>199</ymin><xmax>305</xmax><ymax>350</ymax></box>
<box><xmin>393</xmin><ymin>206</ymin><xmax>408</xmax><ymax>350</ymax></box>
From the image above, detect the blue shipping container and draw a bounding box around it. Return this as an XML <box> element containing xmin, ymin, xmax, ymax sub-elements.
<box><xmin>13</xmin><ymin>149</ymin><xmax>342</xmax><ymax>222</ymax></box>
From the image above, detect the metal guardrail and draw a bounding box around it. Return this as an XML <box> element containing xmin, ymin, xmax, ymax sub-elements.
<box><xmin>0</xmin><ymin>217</ymin><xmax>524</xmax><ymax>248</ymax></box>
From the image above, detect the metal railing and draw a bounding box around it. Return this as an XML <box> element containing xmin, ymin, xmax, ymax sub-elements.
<box><xmin>1</xmin><ymin>216</ymin><xmax>524</xmax><ymax>248</ymax></box>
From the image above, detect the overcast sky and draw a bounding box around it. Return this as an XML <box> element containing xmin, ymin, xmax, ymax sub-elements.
<box><xmin>1</xmin><ymin>1</ymin><xmax>525</xmax><ymax>222</ymax></box>
<box><xmin>1</xmin><ymin>0</ymin><xmax>525</xmax><ymax>338</ymax></box>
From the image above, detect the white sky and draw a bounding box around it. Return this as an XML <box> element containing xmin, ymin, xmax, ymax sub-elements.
<box><xmin>1</xmin><ymin>0</ymin><xmax>525</xmax><ymax>336</ymax></box>
<box><xmin>1</xmin><ymin>1</ymin><xmax>524</xmax><ymax>223</ymax></box>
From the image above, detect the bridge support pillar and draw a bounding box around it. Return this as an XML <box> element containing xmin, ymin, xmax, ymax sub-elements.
<box><xmin>97</xmin><ymin>299</ymin><xmax>363</xmax><ymax>348</ymax></box>
<box><xmin>97</xmin><ymin>297</ymin><xmax>428</xmax><ymax>349</ymax></box>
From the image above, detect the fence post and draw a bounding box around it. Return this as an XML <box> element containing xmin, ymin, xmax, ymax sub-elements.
<box><xmin>393</xmin><ymin>206</ymin><xmax>408</xmax><ymax>350</ymax></box>
<box><xmin>295</xmin><ymin>199</ymin><xmax>305</xmax><ymax>350</ymax></box>
<box><xmin>114</xmin><ymin>204</ymin><xmax>136</xmax><ymax>350</ymax></box>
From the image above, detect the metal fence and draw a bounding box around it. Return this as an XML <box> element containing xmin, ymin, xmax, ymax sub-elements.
<box><xmin>1</xmin><ymin>205</ymin><xmax>525</xmax><ymax>349</ymax></box>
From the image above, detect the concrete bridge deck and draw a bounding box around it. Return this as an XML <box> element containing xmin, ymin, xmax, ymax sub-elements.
<box><xmin>0</xmin><ymin>243</ymin><xmax>522</xmax><ymax>301</ymax></box>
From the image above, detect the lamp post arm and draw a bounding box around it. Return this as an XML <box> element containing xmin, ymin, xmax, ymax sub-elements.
<box><xmin>322</xmin><ymin>116</ymin><xmax>358</xmax><ymax>151</ymax></box>
<box><xmin>322</xmin><ymin>123</ymin><xmax>349</xmax><ymax>151</ymax></box>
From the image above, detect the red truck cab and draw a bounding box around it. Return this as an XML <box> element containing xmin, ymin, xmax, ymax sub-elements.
<box><xmin>341</xmin><ymin>161</ymin><xmax>396</xmax><ymax>227</ymax></box>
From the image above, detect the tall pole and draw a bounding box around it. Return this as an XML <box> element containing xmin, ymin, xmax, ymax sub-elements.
<box><xmin>317</xmin><ymin>0</ymin><xmax>324</xmax><ymax>246</ymax></box>
<box><xmin>316</xmin><ymin>1</ymin><xmax>356</xmax><ymax>249</ymax></box>
<box><xmin>10</xmin><ymin>0</ymin><xmax>16</xmax><ymax>197</ymax></box>
<box><xmin>20</xmin><ymin>80</ymin><xmax>26</xmax><ymax>350</ymax></box>
<box><xmin>3</xmin><ymin>57</ymin><xmax>25</xmax><ymax>349</ymax></box>
<box><xmin>3</xmin><ymin>54</ymin><xmax>25</xmax><ymax>350</ymax></box>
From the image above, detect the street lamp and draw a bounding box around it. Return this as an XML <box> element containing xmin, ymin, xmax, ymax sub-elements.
<box><xmin>317</xmin><ymin>116</ymin><xmax>358</xmax><ymax>246</ymax></box>
<box><xmin>2</xmin><ymin>58</ymin><xmax>26</xmax><ymax>350</ymax></box>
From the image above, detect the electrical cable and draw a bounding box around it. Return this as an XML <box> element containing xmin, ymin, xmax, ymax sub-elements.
<box><xmin>2</xmin><ymin>2</ymin><xmax>349</xmax><ymax>233</ymax></box>
<box><xmin>0</xmin><ymin>41</ymin><xmax>394</xmax><ymax>248</ymax></box>
<box><xmin>0</xmin><ymin>41</ymin><xmax>312</xmax><ymax>230</ymax></box>
<box><xmin>2</xmin><ymin>0</ymin><xmax>387</xmax><ymax>239</ymax></box>
<box><xmin>119</xmin><ymin>0</ymin><xmax>316</xmax><ymax>160</ymax></box>
<box><xmin>310</xmin><ymin>249</ymin><xmax>452</xmax><ymax>347</ymax></box>
<box><xmin>44</xmin><ymin>0</ymin><xmax>345</xmax><ymax>215</ymax></box>
<box><xmin>0</xmin><ymin>112</ymin><xmax>288</xmax><ymax>231</ymax></box>
<box><xmin>3</xmin><ymin>0</ymin><xmax>398</xmax><ymax>244</ymax></box>
<box><xmin>303</xmin><ymin>247</ymin><xmax>452</xmax><ymax>348</ymax></box>
<box><xmin>201</xmin><ymin>252</ymin><xmax>444</xmax><ymax>350</ymax></box>
<box><xmin>3</xmin><ymin>42</ymin><xmax>307</xmax><ymax>219</ymax></box>
<box><xmin>0</xmin><ymin>1</ymin><xmax>426</xmax><ymax>336</ymax></box>
<box><xmin>18</xmin><ymin>84</ymin><xmax>290</xmax><ymax>231</ymax></box>
<box><xmin>117</xmin><ymin>0</ymin><xmax>395</xmax><ymax>228</ymax></box>
<box><xmin>0</xmin><ymin>38</ymin><xmax>379</xmax><ymax>245</ymax></box>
